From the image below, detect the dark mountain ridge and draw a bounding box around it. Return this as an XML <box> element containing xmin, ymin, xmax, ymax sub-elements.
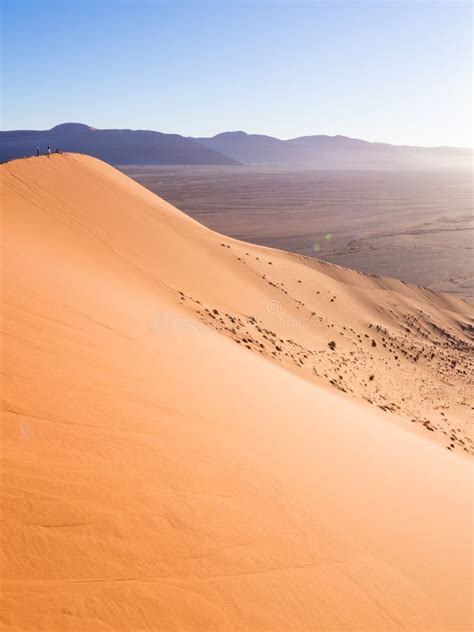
<box><xmin>0</xmin><ymin>124</ymin><xmax>240</xmax><ymax>165</ymax></box>
<box><xmin>1</xmin><ymin>123</ymin><xmax>471</xmax><ymax>169</ymax></box>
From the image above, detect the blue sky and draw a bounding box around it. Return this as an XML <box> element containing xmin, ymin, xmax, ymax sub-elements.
<box><xmin>1</xmin><ymin>0</ymin><xmax>472</xmax><ymax>146</ymax></box>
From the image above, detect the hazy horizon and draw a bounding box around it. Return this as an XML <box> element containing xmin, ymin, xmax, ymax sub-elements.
<box><xmin>1</xmin><ymin>120</ymin><xmax>473</xmax><ymax>150</ymax></box>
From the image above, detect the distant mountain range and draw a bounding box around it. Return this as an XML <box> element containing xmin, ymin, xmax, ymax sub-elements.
<box><xmin>196</xmin><ymin>131</ymin><xmax>472</xmax><ymax>170</ymax></box>
<box><xmin>1</xmin><ymin>123</ymin><xmax>471</xmax><ymax>169</ymax></box>
<box><xmin>0</xmin><ymin>123</ymin><xmax>239</xmax><ymax>166</ymax></box>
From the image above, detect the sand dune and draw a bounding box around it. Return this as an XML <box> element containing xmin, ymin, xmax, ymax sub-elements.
<box><xmin>1</xmin><ymin>154</ymin><xmax>472</xmax><ymax>631</ymax></box>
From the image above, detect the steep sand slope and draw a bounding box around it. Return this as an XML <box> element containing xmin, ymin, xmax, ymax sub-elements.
<box><xmin>1</xmin><ymin>154</ymin><xmax>472</xmax><ymax>631</ymax></box>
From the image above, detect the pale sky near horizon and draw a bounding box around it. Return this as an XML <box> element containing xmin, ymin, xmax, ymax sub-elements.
<box><xmin>1</xmin><ymin>0</ymin><xmax>472</xmax><ymax>147</ymax></box>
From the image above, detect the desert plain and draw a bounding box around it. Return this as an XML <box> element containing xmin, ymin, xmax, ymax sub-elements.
<box><xmin>121</xmin><ymin>165</ymin><xmax>473</xmax><ymax>300</ymax></box>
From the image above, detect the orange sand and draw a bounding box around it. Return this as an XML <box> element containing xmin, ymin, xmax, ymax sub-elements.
<box><xmin>1</xmin><ymin>154</ymin><xmax>472</xmax><ymax>631</ymax></box>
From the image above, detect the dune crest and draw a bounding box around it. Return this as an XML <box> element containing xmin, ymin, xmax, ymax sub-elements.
<box><xmin>1</xmin><ymin>154</ymin><xmax>472</xmax><ymax>631</ymax></box>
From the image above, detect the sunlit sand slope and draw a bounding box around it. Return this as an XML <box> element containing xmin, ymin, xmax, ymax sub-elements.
<box><xmin>1</xmin><ymin>154</ymin><xmax>472</xmax><ymax>631</ymax></box>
